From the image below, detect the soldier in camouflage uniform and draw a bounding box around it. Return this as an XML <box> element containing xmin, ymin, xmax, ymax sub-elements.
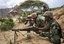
<box><xmin>35</xmin><ymin>4</ymin><xmax>49</xmax><ymax>27</ymax></box>
<box><xmin>31</xmin><ymin>4</ymin><xmax>49</xmax><ymax>27</ymax></box>
<box><xmin>31</xmin><ymin>12</ymin><xmax>46</xmax><ymax>28</ymax></box>
<box><xmin>38</xmin><ymin>11</ymin><xmax>62</xmax><ymax>44</ymax></box>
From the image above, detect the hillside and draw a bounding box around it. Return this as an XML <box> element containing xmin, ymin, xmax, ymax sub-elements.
<box><xmin>0</xmin><ymin>7</ymin><xmax>64</xmax><ymax>44</ymax></box>
<box><xmin>52</xmin><ymin>7</ymin><xmax>64</xmax><ymax>31</ymax></box>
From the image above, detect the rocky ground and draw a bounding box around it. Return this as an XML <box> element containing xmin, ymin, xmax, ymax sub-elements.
<box><xmin>0</xmin><ymin>23</ymin><xmax>64</xmax><ymax>44</ymax></box>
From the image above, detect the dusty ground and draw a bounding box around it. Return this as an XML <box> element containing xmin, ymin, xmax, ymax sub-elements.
<box><xmin>0</xmin><ymin>23</ymin><xmax>52</xmax><ymax>44</ymax></box>
<box><xmin>0</xmin><ymin>23</ymin><xmax>64</xmax><ymax>44</ymax></box>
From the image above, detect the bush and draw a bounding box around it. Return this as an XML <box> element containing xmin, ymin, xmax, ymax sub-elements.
<box><xmin>0</xmin><ymin>18</ymin><xmax>6</xmax><ymax>22</ymax></box>
<box><xmin>0</xmin><ymin>18</ymin><xmax>14</xmax><ymax>31</ymax></box>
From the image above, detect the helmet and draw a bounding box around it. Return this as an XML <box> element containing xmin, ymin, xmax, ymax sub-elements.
<box><xmin>31</xmin><ymin>13</ymin><xmax>37</xmax><ymax>19</ymax></box>
<box><xmin>43</xmin><ymin>4</ymin><xmax>49</xmax><ymax>12</ymax></box>
<box><xmin>43</xmin><ymin>11</ymin><xmax>53</xmax><ymax>18</ymax></box>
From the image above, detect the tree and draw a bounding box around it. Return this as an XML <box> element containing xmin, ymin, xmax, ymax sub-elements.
<box><xmin>16</xmin><ymin>0</ymin><xmax>49</xmax><ymax>11</ymax></box>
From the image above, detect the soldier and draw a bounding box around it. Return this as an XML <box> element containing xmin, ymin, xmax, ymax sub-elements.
<box><xmin>31</xmin><ymin>12</ymin><xmax>45</xmax><ymax>27</ymax></box>
<box><xmin>43</xmin><ymin>4</ymin><xmax>49</xmax><ymax>12</ymax></box>
<box><xmin>38</xmin><ymin>11</ymin><xmax>62</xmax><ymax>44</ymax></box>
<box><xmin>30</xmin><ymin>4</ymin><xmax>49</xmax><ymax>27</ymax></box>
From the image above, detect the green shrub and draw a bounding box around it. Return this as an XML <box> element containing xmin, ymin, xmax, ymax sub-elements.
<box><xmin>0</xmin><ymin>18</ymin><xmax>14</xmax><ymax>31</ymax></box>
<box><xmin>0</xmin><ymin>18</ymin><xmax>6</xmax><ymax>22</ymax></box>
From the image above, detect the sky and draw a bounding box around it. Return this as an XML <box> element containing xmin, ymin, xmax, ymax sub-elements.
<box><xmin>0</xmin><ymin>0</ymin><xmax>64</xmax><ymax>8</ymax></box>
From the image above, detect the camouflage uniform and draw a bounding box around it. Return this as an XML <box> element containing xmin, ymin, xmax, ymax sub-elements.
<box><xmin>39</xmin><ymin>11</ymin><xmax>62</xmax><ymax>44</ymax></box>
<box><xmin>35</xmin><ymin>15</ymin><xmax>45</xmax><ymax>27</ymax></box>
<box><xmin>34</xmin><ymin>12</ymin><xmax>45</xmax><ymax>27</ymax></box>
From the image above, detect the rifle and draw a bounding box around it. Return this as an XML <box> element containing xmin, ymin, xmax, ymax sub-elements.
<box><xmin>12</xmin><ymin>26</ymin><xmax>40</xmax><ymax>32</ymax></box>
<box><xmin>22</xmin><ymin>17</ymin><xmax>35</xmax><ymax>26</ymax></box>
<box><xmin>12</xmin><ymin>26</ymin><xmax>41</xmax><ymax>44</ymax></box>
